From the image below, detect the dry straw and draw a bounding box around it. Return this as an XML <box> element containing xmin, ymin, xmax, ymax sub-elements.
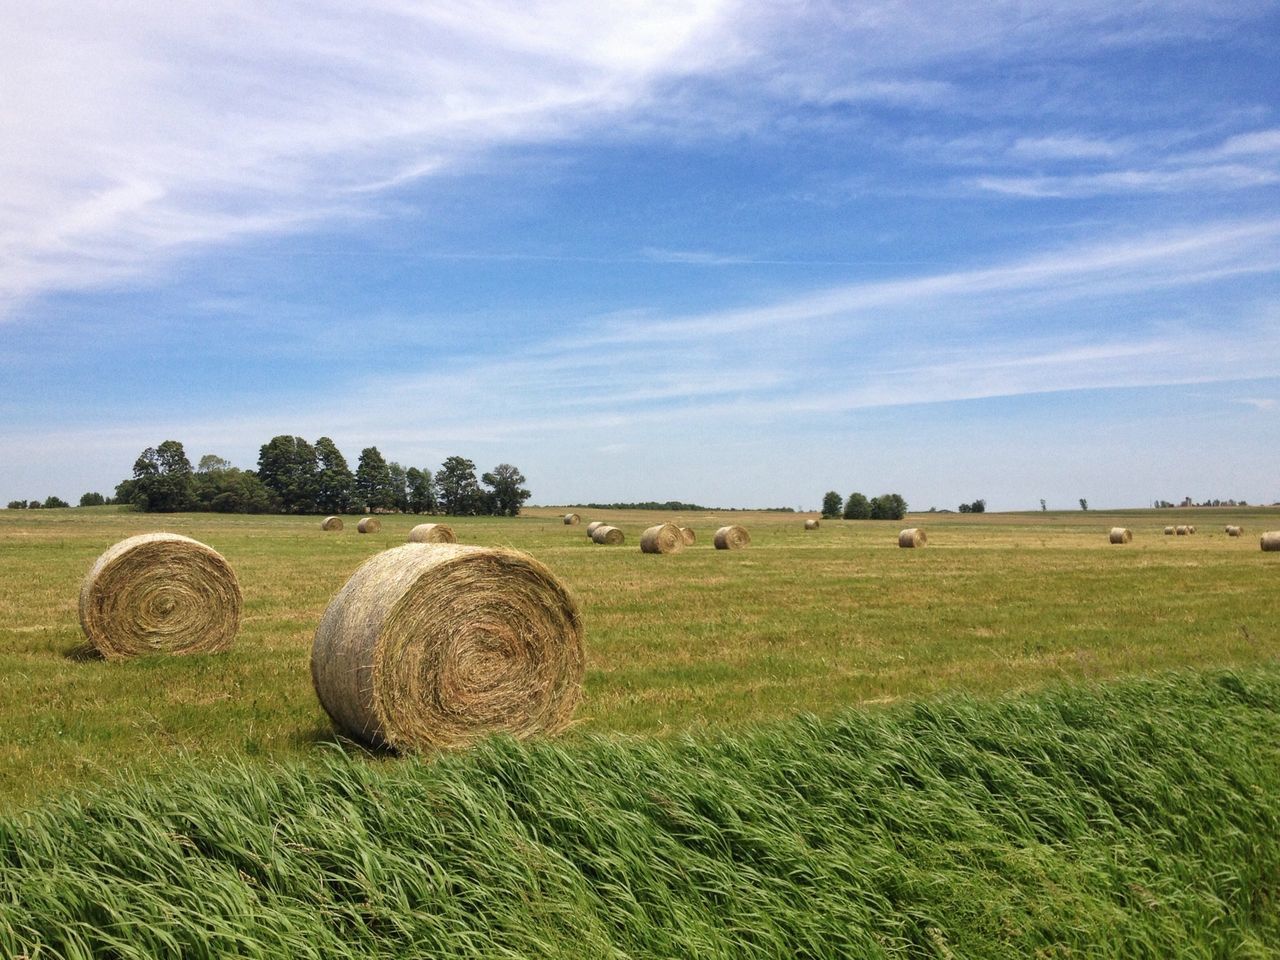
<box><xmin>586</xmin><ymin>521</ymin><xmax>605</xmax><ymax>538</ymax></box>
<box><xmin>563</xmin><ymin>513</ymin><xmax>581</xmax><ymax>526</ymax></box>
<box><xmin>357</xmin><ymin>517</ymin><xmax>381</xmax><ymax>534</ymax></box>
<box><xmin>1188</xmin><ymin>525</ymin><xmax>1197</xmax><ymax>534</ymax></box>
<box><xmin>321</xmin><ymin>516</ymin><xmax>344</xmax><ymax>532</ymax></box>
<box><xmin>408</xmin><ymin>523</ymin><xmax>457</xmax><ymax>544</ymax></box>
<box><xmin>311</xmin><ymin>543</ymin><xmax>583</xmax><ymax>751</ymax></box>
<box><xmin>79</xmin><ymin>533</ymin><xmax>241</xmax><ymax>660</ymax></box>
<box><xmin>898</xmin><ymin>528</ymin><xmax>927</xmax><ymax>548</ymax></box>
<box><xmin>804</xmin><ymin>519</ymin><xmax>820</xmax><ymax>530</ymax></box>
<box><xmin>678</xmin><ymin>526</ymin><xmax>696</xmax><ymax>546</ymax></box>
<box><xmin>713</xmin><ymin>525</ymin><xmax>751</xmax><ymax>550</ymax></box>
<box><xmin>1176</xmin><ymin>526</ymin><xmax>1188</xmax><ymax>536</ymax></box>
<box><xmin>1164</xmin><ymin>526</ymin><xmax>1174</xmax><ymax>535</ymax></box>
<box><xmin>641</xmin><ymin>523</ymin><xmax>685</xmax><ymax>554</ymax></box>
<box><xmin>1261</xmin><ymin>532</ymin><xmax>1280</xmax><ymax>552</ymax></box>
<box><xmin>591</xmin><ymin>525</ymin><xmax>625</xmax><ymax>545</ymax></box>
<box><xmin>1226</xmin><ymin>525</ymin><xmax>1243</xmax><ymax>537</ymax></box>
<box><xmin>1109</xmin><ymin>527</ymin><xmax>1132</xmax><ymax>544</ymax></box>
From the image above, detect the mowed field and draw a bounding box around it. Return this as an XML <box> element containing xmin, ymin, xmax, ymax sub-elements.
<box><xmin>1</xmin><ymin>504</ymin><xmax>1277</xmax><ymax>810</ymax></box>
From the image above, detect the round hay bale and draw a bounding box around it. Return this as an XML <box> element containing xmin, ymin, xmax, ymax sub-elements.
<box><xmin>408</xmin><ymin>523</ymin><xmax>456</xmax><ymax>544</ymax></box>
<box><xmin>804</xmin><ymin>519</ymin><xmax>820</xmax><ymax>530</ymax></box>
<box><xmin>311</xmin><ymin>543</ymin><xmax>583</xmax><ymax>751</ymax></box>
<box><xmin>678</xmin><ymin>526</ymin><xmax>696</xmax><ymax>546</ymax></box>
<box><xmin>563</xmin><ymin>513</ymin><xmax>580</xmax><ymax>526</ymax></box>
<box><xmin>1164</xmin><ymin>526</ymin><xmax>1174</xmax><ymax>535</ymax></box>
<box><xmin>1109</xmin><ymin>527</ymin><xmax>1132</xmax><ymax>544</ymax></box>
<box><xmin>641</xmin><ymin>523</ymin><xmax>684</xmax><ymax>554</ymax></box>
<box><xmin>79</xmin><ymin>533</ymin><xmax>241</xmax><ymax>660</ymax></box>
<box><xmin>321</xmin><ymin>516</ymin><xmax>344</xmax><ymax>532</ymax></box>
<box><xmin>586</xmin><ymin>521</ymin><xmax>605</xmax><ymax>538</ymax></box>
<box><xmin>1226</xmin><ymin>525</ymin><xmax>1243</xmax><ymax>537</ymax></box>
<box><xmin>713</xmin><ymin>525</ymin><xmax>750</xmax><ymax>550</ymax></box>
<box><xmin>898</xmin><ymin>528</ymin><xmax>926</xmax><ymax>548</ymax></box>
<box><xmin>357</xmin><ymin>517</ymin><xmax>381</xmax><ymax>534</ymax></box>
<box><xmin>1261</xmin><ymin>531</ymin><xmax>1280</xmax><ymax>552</ymax></box>
<box><xmin>1188</xmin><ymin>525</ymin><xmax>1196</xmax><ymax>534</ymax></box>
<box><xmin>1175</xmin><ymin>525</ymin><xmax>1188</xmax><ymax>536</ymax></box>
<box><xmin>590</xmin><ymin>525</ymin><xmax>624</xmax><ymax>545</ymax></box>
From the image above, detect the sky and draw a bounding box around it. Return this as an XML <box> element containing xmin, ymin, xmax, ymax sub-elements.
<box><xmin>2</xmin><ymin>0</ymin><xmax>1279</xmax><ymax>511</ymax></box>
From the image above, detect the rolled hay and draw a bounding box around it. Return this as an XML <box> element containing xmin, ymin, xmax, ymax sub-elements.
<box><xmin>311</xmin><ymin>543</ymin><xmax>583</xmax><ymax>751</ymax></box>
<box><xmin>898</xmin><ymin>528</ymin><xmax>927</xmax><ymax>548</ymax></box>
<box><xmin>641</xmin><ymin>523</ymin><xmax>685</xmax><ymax>554</ymax></box>
<box><xmin>590</xmin><ymin>525</ymin><xmax>625</xmax><ymax>545</ymax></box>
<box><xmin>804</xmin><ymin>519</ymin><xmax>820</xmax><ymax>530</ymax></box>
<box><xmin>1188</xmin><ymin>525</ymin><xmax>1197</xmax><ymax>535</ymax></box>
<box><xmin>713</xmin><ymin>525</ymin><xmax>751</xmax><ymax>551</ymax></box>
<box><xmin>321</xmin><ymin>516</ymin><xmax>344</xmax><ymax>532</ymax></box>
<box><xmin>1109</xmin><ymin>527</ymin><xmax>1132</xmax><ymax>544</ymax></box>
<box><xmin>357</xmin><ymin>517</ymin><xmax>381</xmax><ymax>534</ymax></box>
<box><xmin>79</xmin><ymin>533</ymin><xmax>241</xmax><ymax>660</ymax></box>
<box><xmin>1261</xmin><ymin>532</ymin><xmax>1280</xmax><ymax>552</ymax></box>
<box><xmin>586</xmin><ymin>521</ymin><xmax>605</xmax><ymax>538</ymax></box>
<box><xmin>678</xmin><ymin>526</ymin><xmax>696</xmax><ymax>546</ymax></box>
<box><xmin>1176</xmin><ymin>525</ymin><xmax>1188</xmax><ymax>536</ymax></box>
<box><xmin>1227</xmin><ymin>525</ymin><xmax>1243</xmax><ymax>537</ymax></box>
<box><xmin>408</xmin><ymin>523</ymin><xmax>457</xmax><ymax>544</ymax></box>
<box><xmin>1164</xmin><ymin>526</ymin><xmax>1175</xmax><ymax>535</ymax></box>
<box><xmin>563</xmin><ymin>513</ymin><xmax>581</xmax><ymax>526</ymax></box>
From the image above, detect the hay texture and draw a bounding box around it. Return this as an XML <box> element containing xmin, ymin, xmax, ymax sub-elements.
<box><xmin>311</xmin><ymin>543</ymin><xmax>583</xmax><ymax>751</ymax></box>
<box><xmin>357</xmin><ymin>517</ymin><xmax>381</xmax><ymax>534</ymax></box>
<box><xmin>1164</xmin><ymin>526</ymin><xmax>1174</xmax><ymax>535</ymax></box>
<box><xmin>1176</xmin><ymin>526</ymin><xmax>1188</xmax><ymax>536</ymax></box>
<box><xmin>1109</xmin><ymin>527</ymin><xmax>1132</xmax><ymax>544</ymax></box>
<box><xmin>713</xmin><ymin>525</ymin><xmax>751</xmax><ymax>551</ymax></box>
<box><xmin>898</xmin><ymin>528</ymin><xmax>927</xmax><ymax>548</ymax></box>
<box><xmin>563</xmin><ymin>513</ymin><xmax>581</xmax><ymax>526</ymax></box>
<box><xmin>804</xmin><ymin>519</ymin><xmax>820</xmax><ymax>530</ymax></box>
<box><xmin>590</xmin><ymin>525</ymin><xmax>625</xmax><ymax>545</ymax></box>
<box><xmin>321</xmin><ymin>516</ymin><xmax>344</xmax><ymax>532</ymax></box>
<box><xmin>1261</xmin><ymin>532</ymin><xmax>1280</xmax><ymax>552</ymax></box>
<box><xmin>79</xmin><ymin>533</ymin><xmax>241</xmax><ymax>660</ymax></box>
<box><xmin>641</xmin><ymin>523</ymin><xmax>685</xmax><ymax>554</ymax></box>
<box><xmin>1226</xmin><ymin>525</ymin><xmax>1243</xmax><ymax>537</ymax></box>
<box><xmin>586</xmin><ymin>521</ymin><xmax>605</xmax><ymax>538</ymax></box>
<box><xmin>1188</xmin><ymin>526</ymin><xmax>1197</xmax><ymax>534</ymax></box>
<box><xmin>408</xmin><ymin>523</ymin><xmax>457</xmax><ymax>544</ymax></box>
<box><xmin>678</xmin><ymin>526</ymin><xmax>696</xmax><ymax>546</ymax></box>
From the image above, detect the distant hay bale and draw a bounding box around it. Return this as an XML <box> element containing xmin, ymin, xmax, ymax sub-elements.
<box><xmin>1261</xmin><ymin>532</ymin><xmax>1280</xmax><ymax>552</ymax></box>
<box><xmin>1176</xmin><ymin>526</ymin><xmax>1188</xmax><ymax>536</ymax></box>
<box><xmin>898</xmin><ymin>528</ymin><xmax>927</xmax><ymax>548</ymax></box>
<box><xmin>407</xmin><ymin>523</ymin><xmax>456</xmax><ymax>544</ymax></box>
<box><xmin>678</xmin><ymin>526</ymin><xmax>696</xmax><ymax>545</ymax></box>
<box><xmin>586</xmin><ymin>521</ymin><xmax>605</xmax><ymax>538</ymax></box>
<box><xmin>1109</xmin><ymin>527</ymin><xmax>1132</xmax><ymax>544</ymax></box>
<box><xmin>1226</xmin><ymin>525</ymin><xmax>1243</xmax><ymax>537</ymax></box>
<box><xmin>357</xmin><ymin>517</ymin><xmax>381</xmax><ymax>534</ymax></box>
<box><xmin>79</xmin><ymin>533</ymin><xmax>241</xmax><ymax>660</ymax></box>
<box><xmin>321</xmin><ymin>516</ymin><xmax>343</xmax><ymax>532</ymax></box>
<box><xmin>590</xmin><ymin>525</ymin><xmax>625</xmax><ymax>545</ymax></box>
<box><xmin>1188</xmin><ymin>525</ymin><xmax>1196</xmax><ymax>534</ymax></box>
<box><xmin>1164</xmin><ymin>526</ymin><xmax>1174</xmax><ymax>535</ymax></box>
<box><xmin>311</xmin><ymin>543</ymin><xmax>583</xmax><ymax>751</ymax></box>
<box><xmin>641</xmin><ymin>523</ymin><xmax>684</xmax><ymax>554</ymax></box>
<box><xmin>713</xmin><ymin>525</ymin><xmax>750</xmax><ymax>550</ymax></box>
<box><xmin>563</xmin><ymin>513</ymin><xmax>581</xmax><ymax>526</ymax></box>
<box><xmin>804</xmin><ymin>519</ymin><xmax>820</xmax><ymax>530</ymax></box>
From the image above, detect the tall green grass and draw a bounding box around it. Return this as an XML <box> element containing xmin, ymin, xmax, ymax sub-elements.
<box><xmin>3</xmin><ymin>666</ymin><xmax>1278</xmax><ymax>958</ymax></box>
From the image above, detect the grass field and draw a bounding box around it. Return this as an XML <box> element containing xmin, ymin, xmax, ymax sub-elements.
<box><xmin>1</xmin><ymin>504</ymin><xmax>1278</xmax><ymax>809</ymax></box>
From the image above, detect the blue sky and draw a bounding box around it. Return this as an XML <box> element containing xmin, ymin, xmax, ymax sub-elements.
<box><xmin>2</xmin><ymin>0</ymin><xmax>1279</xmax><ymax>510</ymax></box>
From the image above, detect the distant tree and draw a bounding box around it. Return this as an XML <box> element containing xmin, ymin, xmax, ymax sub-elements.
<box><xmin>387</xmin><ymin>462</ymin><xmax>410</xmax><ymax>512</ymax></box>
<box><xmin>961</xmin><ymin>498</ymin><xmax>986</xmax><ymax>514</ymax></box>
<box><xmin>958</xmin><ymin>502</ymin><xmax>971</xmax><ymax>514</ymax></box>
<box><xmin>355</xmin><ymin>446</ymin><xmax>396</xmax><ymax>511</ymax></box>
<box><xmin>1079</xmin><ymin>498</ymin><xmax>1089</xmax><ymax>511</ymax></box>
<box><xmin>313</xmin><ymin>437</ymin><xmax>356</xmax><ymax>514</ymax></box>
<box><xmin>27</xmin><ymin>500</ymin><xmax>42</xmax><ymax>509</ymax></box>
<box><xmin>130</xmin><ymin>440</ymin><xmax>194</xmax><ymax>512</ymax></box>
<box><xmin>821</xmin><ymin>491</ymin><xmax>844</xmax><ymax>519</ymax></box>
<box><xmin>192</xmin><ymin>464</ymin><xmax>280</xmax><ymax>513</ymax></box>
<box><xmin>257</xmin><ymin>436</ymin><xmax>319</xmax><ymax>513</ymax></box>
<box><xmin>843</xmin><ymin>492</ymin><xmax>871</xmax><ymax>520</ymax></box>
<box><xmin>482</xmin><ymin>463</ymin><xmax>531</xmax><ymax>516</ymax></box>
<box><xmin>405</xmin><ymin>468</ymin><xmax>436</xmax><ymax>514</ymax></box>
<box><xmin>7</xmin><ymin>500</ymin><xmax>26</xmax><ymax>509</ymax></box>
<box><xmin>197</xmin><ymin>454</ymin><xmax>232</xmax><ymax>473</ymax></box>
<box><xmin>435</xmin><ymin>456</ymin><xmax>482</xmax><ymax>515</ymax></box>
<box><xmin>870</xmin><ymin>493</ymin><xmax>907</xmax><ymax>521</ymax></box>
<box><xmin>79</xmin><ymin>492</ymin><xmax>106</xmax><ymax>507</ymax></box>
<box><xmin>1040</xmin><ymin>498</ymin><xmax>1047</xmax><ymax>512</ymax></box>
<box><xmin>43</xmin><ymin>495</ymin><xmax>70</xmax><ymax>509</ymax></box>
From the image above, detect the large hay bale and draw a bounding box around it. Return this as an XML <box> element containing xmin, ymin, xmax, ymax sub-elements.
<box><xmin>1261</xmin><ymin>532</ymin><xmax>1280</xmax><ymax>552</ymax></box>
<box><xmin>311</xmin><ymin>543</ymin><xmax>583</xmax><ymax>751</ymax></box>
<box><xmin>1164</xmin><ymin>526</ymin><xmax>1174</xmax><ymax>535</ymax></box>
<box><xmin>1175</xmin><ymin>525</ymin><xmax>1188</xmax><ymax>536</ymax></box>
<box><xmin>713</xmin><ymin>525</ymin><xmax>750</xmax><ymax>550</ymax></box>
<box><xmin>321</xmin><ymin>516</ymin><xmax>343</xmax><ymax>532</ymax></box>
<box><xmin>1226</xmin><ymin>525</ymin><xmax>1243</xmax><ymax>537</ymax></box>
<box><xmin>591</xmin><ymin>525</ymin><xmax>625</xmax><ymax>545</ymax></box>
<box><xmin>79</xmin><ymin>533</ymin><xmax>241</xmax><ymax>660</ymax></box>
<box><xmin>357</xmin><ymin>517</ymin><xmax>381</xmax><ymax>534</ymax></box>
<box><xmin>641</xmin><ymin>523</ymin><xmax>684</xmax><ymax>554</ymax></box>
<box><xmin>898</xmin><ymin>528</ymin><xmax>926</xmax><ymax>548</ymax></box>
<box><xmin>678</xmin><ymin>526</ymin><xmax>696</xmax><ymax>546</ymax></box>
<box><xmin>563</xmin><ymin>513</ymin><xmax>581</xmax><ymax>526</ymax></box>
<box><xmin>804</xmin><ymin>519</ymin><xmax>820</xmax><ymax>530</ymax></box>
<box><xmin>1109</xmin><ymin>527</ymin><xmax>1132</xmax><ymax>544</ymax></box>
<box><xmin>408</xmin><ymin>523</ymin><xmax>456</xmax><ymax>544</ymax></box>
<box><xmin>586</xmin><ymin>521</ymin><xmax>605</xmax><ymax>538</ymax></box>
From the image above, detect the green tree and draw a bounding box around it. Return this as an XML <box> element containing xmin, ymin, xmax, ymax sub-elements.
<box><xmin>197</xmin><ymin>454</ymin><xmax>232</xmax><ymax>473</ymax></box>
<box><xmin>192</xmin><ymin>464</ymin><xmax>280</xmax><ymax>513</ymax></box>
<box><xmin>355</xmin><ymin>447</ymin><xmax>395</xmax><ymax>511</ymax></box>
<box><xmin>314</xmin><ymin>437</ymin><xmax>355</xmax><ymax>514</ymax></box>
<box><xmin>42</xmin><ymin>496</ymin><xmax>70</xmax><ymax>509</ymax></box>
<box><xmin>387</xmin><ymin>462</ymin><xmax>410</xmax><ymax>512</ymax></box>
<box><xmin>1079</xmin><ymin>498</ymin><xmax>1089</xmax><ymax>511</ymax></box>
<box><xmin>27</xmin><ymin>500</ymin><xmax>42</xmax><ymax>509</ymax></box>
<box><xmin>870</xmin><ymin>493</ymin><xmax>907</xmax><ymax>521</ymax></box>
<box><xmin>435</xmin><ymin>456</ymin><xmax>481</xmax><ymax>515</ymax></box>
<box><xmin>1040</xmin><ymin>498</ymin><xmax>1047</xmax><ymax>512</ymax></box>
<box><xmin>130</xmin><ymin>440</ymin><xmax>194</xmax><ymax>512</ymax></box>
<box><xmin>842</xmin><ymin>492</ymin><xmax>871</xmax><ymax>520</ymax></box>
<box><xmin>5</xmin><ymin>500</ymin><xmax>24</xmax><ymax>510</ymax></box>
<box><xmin>257</xmin><ymin>436</ymin><xmax>319</xmax><ymax>513</ymax></box>
<box><xmin>405</xmin><ymin>468</ymin><xmax>437</xmax><ymax>514</ymax></box>
<box><xmin>482</xmin><ymin>463</ymin><xmax>531</xmax><ymax>517</ymax></box>
<box><xmin>78</xmin><ymin>492</ymin><xmax>106</xmax><ymax>507</ymax></box>
<box><xmin>821</xmin><ymin>491</ymin><xmax>844</xmax><ymax>519</ymax></box>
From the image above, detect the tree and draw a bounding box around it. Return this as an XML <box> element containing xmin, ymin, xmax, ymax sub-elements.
<box><xmin>43</xmin><ymin>496</ymin><xmax>70</xmax><ymax>509</ymax></box>
<box><xmin>387</xmin><ymin>462</ymin><xmax>410</xmax><ymax>512</ymax></box>
<box><xmin>405</xmin><ymin>468</ymin><xmax>437</xmax><ymax>514</ymax></box>
<box><xmin>1040</xmin><ymin>499</ymin><xmax>1047</xmax><ymax>512</ymax></box>
<box><xmin>958</xmin><ymin>502</ymin><xmax>971</xmax><ymax>514</ymax></box>
<box><xmin>257</xmin><ymin>436</ymin><xmax>319</xmax><ymax>513</ymax></box>
<box><xmin>435</xmin><ymin>456</ymin><xmax>482</xmax><ymax>515</ymax></box>
<box><xmin>197</xmin><ymin>454</ymin><xmax>232</xmax><ymax>473</ymax></box>
<box><xmin>6</xmin><ymin>500</ymin><xmax>25</xmax><ymax>509</ymax></box>
<box><xmin>79</xmin><ymin>492</ymin><xmax>106</xmax><ymax>507</ymax></box>
<box><xmin>192</xmin><ymin>464</ymin><xmax>280</xmax><ymax>513</ymax></box>
<box><xmin>314</xmin><ymin>437</ymin><xmax>355</xmax><ymax>514</ymax></box>
<box><xmin>482</xmin><ymin>463</ymin><xmax>531</xmax><ymax>517</ymax></box>
<box><xmin>27</xmin><ymin>500</ymin><xmax>42</xmax><ymax>509</ymax></box>
<box><xmin>1079</xmin><ymin>498</ymin><xmax>1089</xmax><ymax>511</ymax></box>
<box><xmin>870</xmin><ymin>493</ymin><xmax>907</xmax><ymax>521</ymax></box>
<box><xmin>130</xmin><ymin>440</ymin><xmax>194</xmax><ymax>512</ymax></box>
<box><xmin>355</xmin><ymin>446</ymin><xmax>395</xmax><ymax>510</ymax></box>
<box><xmin>960</xmin><ymin>498</ymin><xmax>985</xmax><ymax>514</ymax></box>
<box><xmin>821</xmin><ymin>491</ymin><xmax>844</xmax><ymax>519</ymax></box>
<box><xmin>843</xmin><ymin>492</ymin><xmax>871</xmax><ymax>520</ymax></box>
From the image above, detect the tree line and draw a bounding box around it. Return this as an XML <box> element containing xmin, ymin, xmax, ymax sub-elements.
<box><xmin>820</xmin><ymin>490</ymin><xmax>908</xmax><ymax>521</ymax></box>
<box><xmin>104</xmin><ymin>437</ymin><xmax>532</xmax><ymax>516</ymax></box>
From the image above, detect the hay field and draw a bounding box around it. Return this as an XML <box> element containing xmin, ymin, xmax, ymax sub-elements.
<box><xmin>1</xmin><ymin>504</ymin><xmax>1277</xmax><ymax>808</ymax></box>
